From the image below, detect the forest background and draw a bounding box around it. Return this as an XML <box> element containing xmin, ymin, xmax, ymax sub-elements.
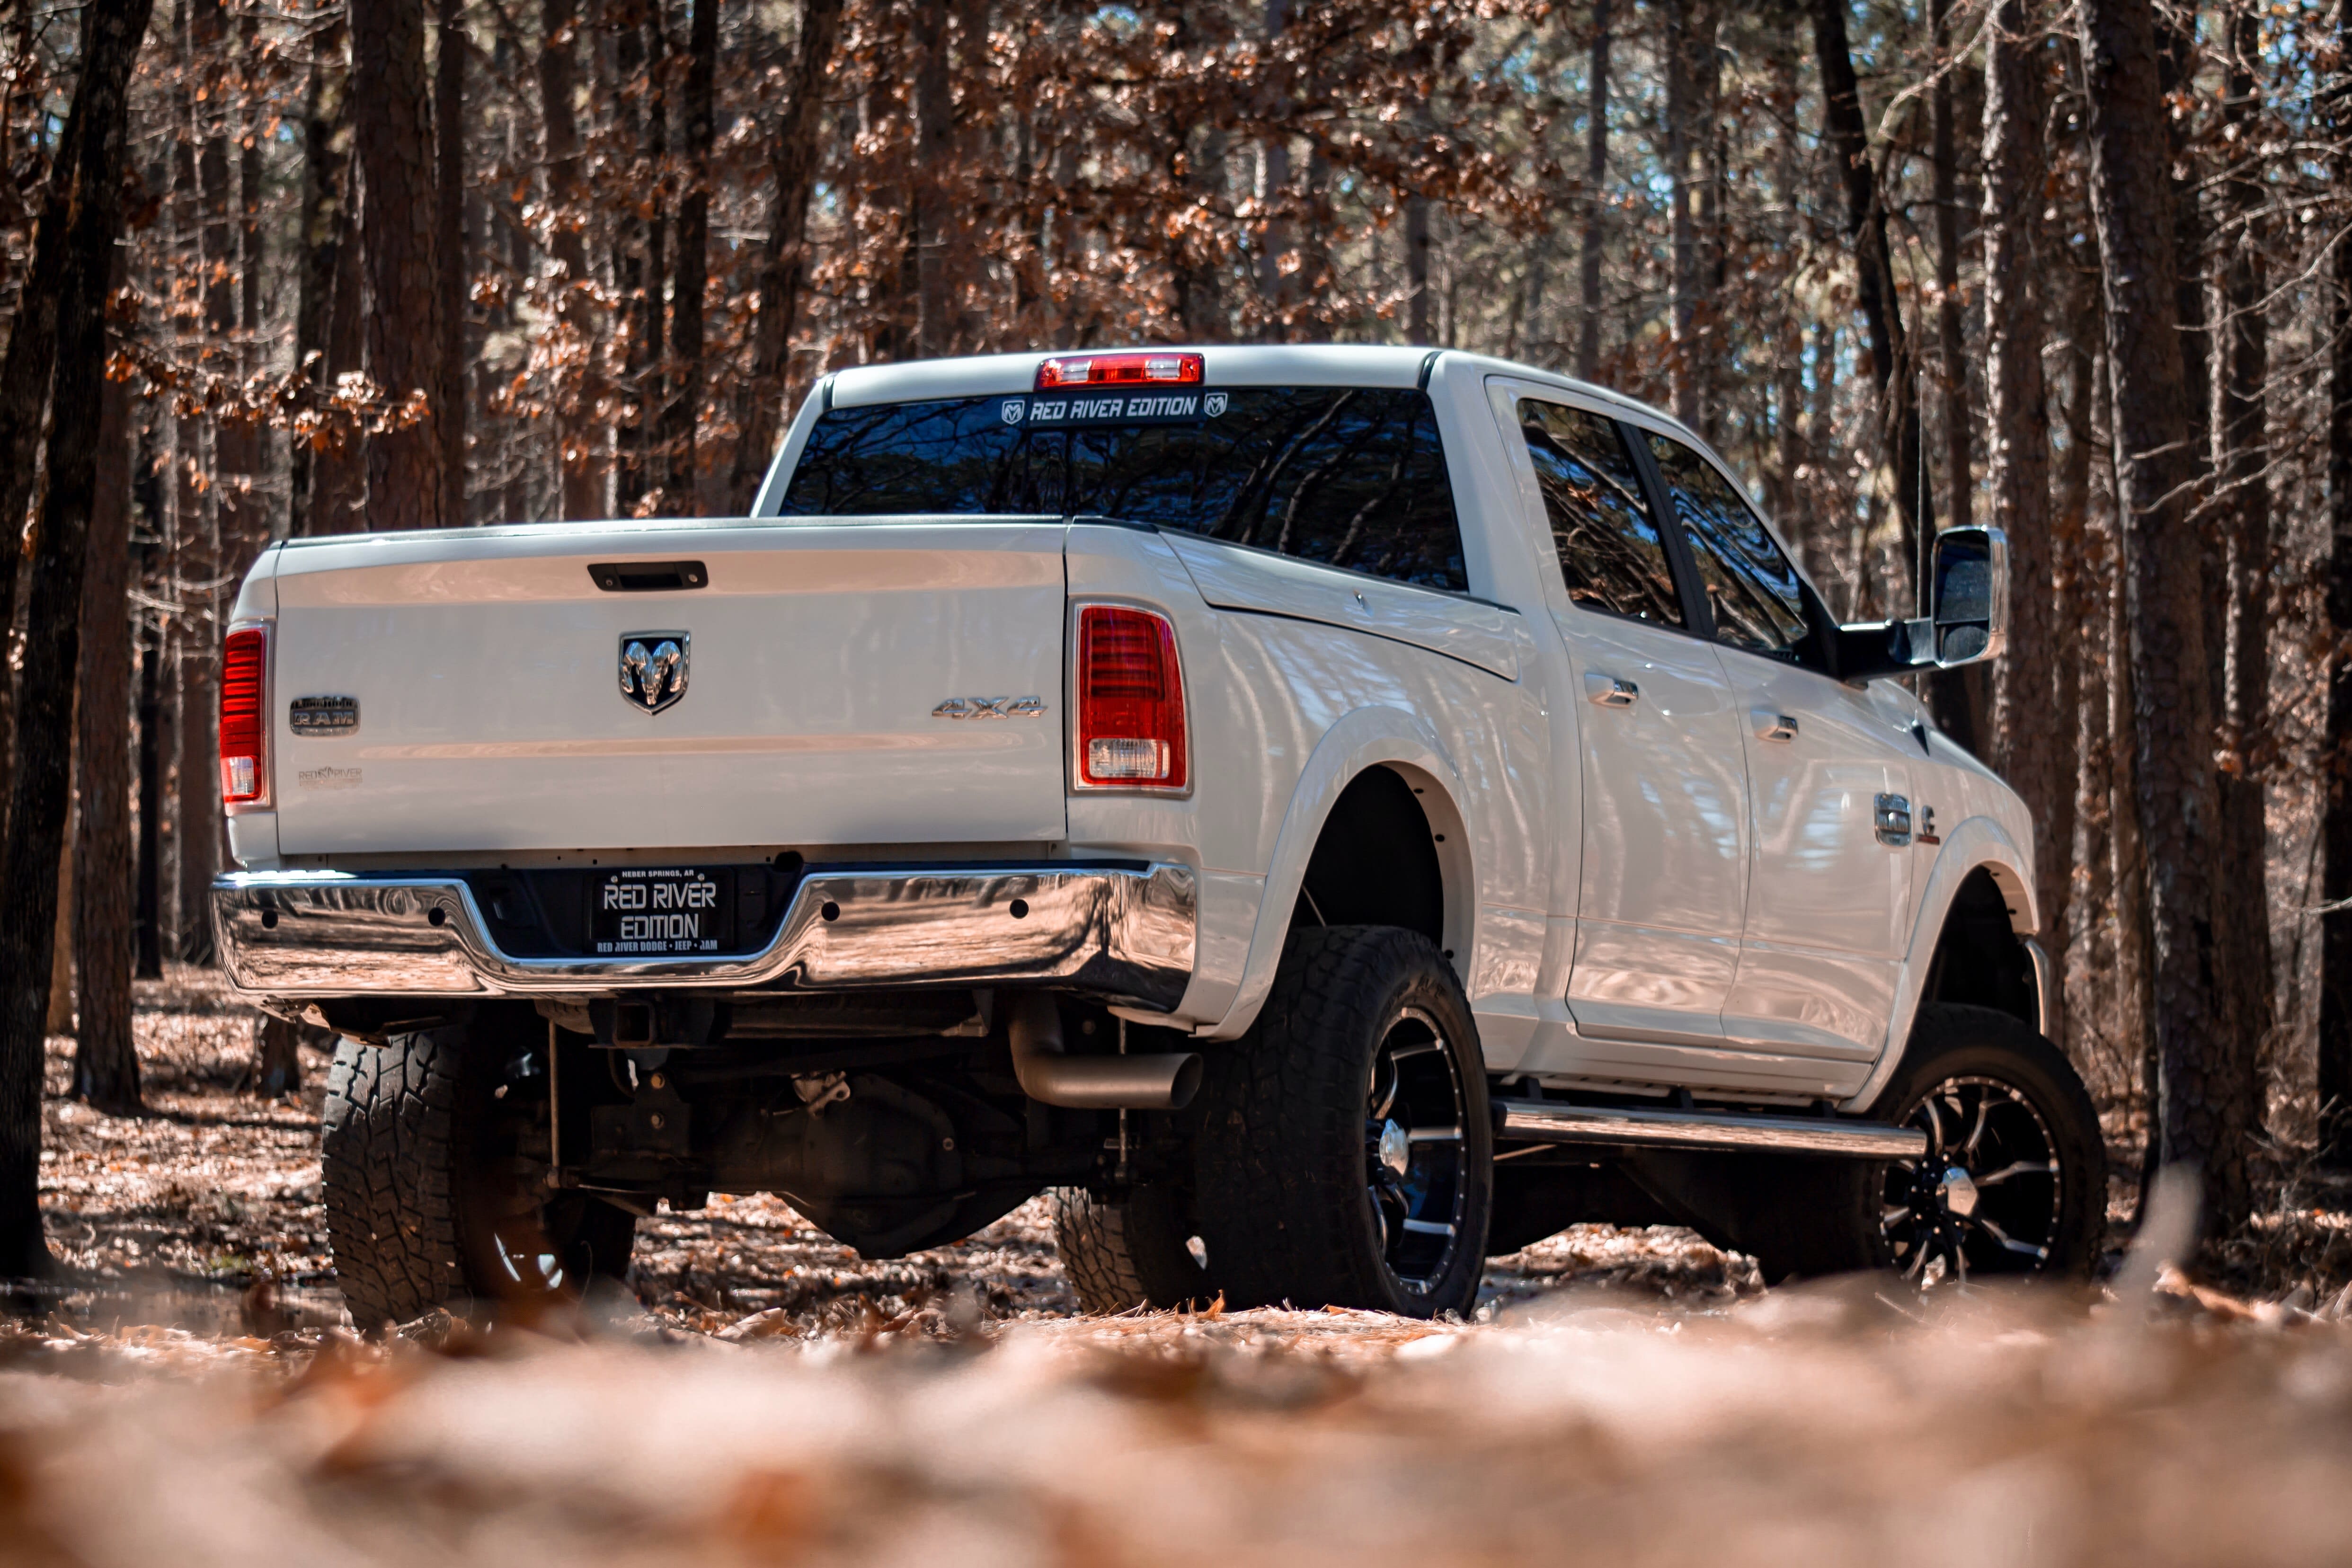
<box><xmin>0</xmin><ymin>0</ymin><xmax>2346</xmax><ymax>1276</ymax></box>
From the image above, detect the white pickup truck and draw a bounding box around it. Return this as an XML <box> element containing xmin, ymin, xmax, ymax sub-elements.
<box><xmin>212</xmin><ymin>345</ymin><xmax>2103</xmax><ymax>1324</ymax></box>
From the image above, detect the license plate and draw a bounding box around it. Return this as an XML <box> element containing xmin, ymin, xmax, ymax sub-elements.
<box><xmin>593</xmin><ymin>867</ymin><xmax>730</xmax><ymax>956</ymax></box>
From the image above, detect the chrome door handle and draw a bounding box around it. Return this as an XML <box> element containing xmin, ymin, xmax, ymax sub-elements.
<box><xmin>1585</xmin><ymin>673</ymin><xmax>1639</xmax><ymax>709</ymax></box>
<box><xmin>1754</xmin><ymin>710</ymin><xmax>1799</xmax><ymax>742</ymax></box>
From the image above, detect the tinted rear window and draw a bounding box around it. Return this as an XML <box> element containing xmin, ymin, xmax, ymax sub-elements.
<box><xmin>781</xmin><ymin>387</ymin><xmax>1467</xmax><ymax>592</ymax></box>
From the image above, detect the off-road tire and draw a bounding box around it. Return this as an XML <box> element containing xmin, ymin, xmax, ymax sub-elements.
<box><xmin>322</xmin><ymin>1026</ymin><xmax>634</xmax><ymax>1329</ymax></box>
<box><xmin>1717</xmin><ymin>1003</ymin><xmax>2104</xmax><ymax>1282</ymax></box>
<box><xmin>1051</xmin><ymin>1184</ymin><xmax>1214</xmax><ymax>1313</ymax></box>
<box><xmin>1191</xmin><ymin>924</ymin><xmax>1492</xmax><ymax>1318</ymax></box>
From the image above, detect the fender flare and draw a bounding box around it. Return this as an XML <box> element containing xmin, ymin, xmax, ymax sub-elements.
<box><xmin>1195</xmin><ymin>706</ymin><xmax>1478</xmax><ymax>1041</ymax></box>
<box><xmin>1838</xmin><ymin>814</ymin><xmax>2040</xmax><ymax>1111</ymax></box>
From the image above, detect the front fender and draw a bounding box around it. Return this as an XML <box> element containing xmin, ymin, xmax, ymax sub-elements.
<box><xmin>1195</xmin><ymin>705</ymin><xmax>1477</xmax><ymax>1041</ymax></box>
<box><xmin>1837</xmin><ymin>814</ymin><xmax>2039</xmax><ymax>1112</ymax></box>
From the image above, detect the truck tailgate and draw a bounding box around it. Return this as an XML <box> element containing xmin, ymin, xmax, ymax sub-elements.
<box><xmin>266</xmin><ymin>521</ymin><xmax>1068</xmax><ymax>855</ymax></box>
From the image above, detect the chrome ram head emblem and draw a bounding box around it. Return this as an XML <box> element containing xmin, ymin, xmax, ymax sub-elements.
<box><xmin>619</xmin><ymin>632</ymin><xmax>689</xmax><ymax>714</ymax></box>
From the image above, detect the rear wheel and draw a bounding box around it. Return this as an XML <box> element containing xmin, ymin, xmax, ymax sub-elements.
<box><xmin>1051</xmin><ymin>1183</ymin><xmax>1214</xmax><ymax>1313</ymax></box>
<box><xmin>322</xmin><ymin>1022</ymin><xmax>636</xmax><ymax>1329</ymax></box>
<box><xmin>1191</xmin><ymin>925</ymin><xmax>1492</xmax><ymax>1317</ymax></box>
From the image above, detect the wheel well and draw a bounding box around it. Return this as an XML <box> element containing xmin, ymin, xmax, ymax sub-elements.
<box><xmin>1292</xmin><ymin>766</ymin><xmax>1445</xmax><ymax>947</ymax></box>
<box><xmin>1923</xmin><ymin>867</ymin><xmax>2038</xmax><ymax>1034</ymax></box>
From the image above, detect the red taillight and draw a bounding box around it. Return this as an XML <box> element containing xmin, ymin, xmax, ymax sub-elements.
<box><xmin>1037</xmin><ymin>352</ymin><xmax>1204</xmax><ymax>390</ymax></box>
<box><xmin>1076</xmin><ymin>606</ymin><xmax>1187</xmax><ymax>790</ymax></box>
<box><xmin>220</xmin><ymin>625</ymin><xmax>269</xmax><ymax>807</ymax></box>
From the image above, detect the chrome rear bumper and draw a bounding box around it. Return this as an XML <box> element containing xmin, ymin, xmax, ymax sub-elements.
<box><xmin>211</xmin><ymin>861</ymin><xmax>1196</xmax><ymax>1012</ymax></box>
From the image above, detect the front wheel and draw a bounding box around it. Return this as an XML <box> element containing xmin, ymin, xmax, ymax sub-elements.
<box><xmin>1190</xmin><ymin>925</ymin><xmax>1492</xmax><ymax>1318</ymax></box>
<box><xmin>1869</xmin><ymin>1004</ymin><xmax>2106</xmax><ymax>1282</ymax></box>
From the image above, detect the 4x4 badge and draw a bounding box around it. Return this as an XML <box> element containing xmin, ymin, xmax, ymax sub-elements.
<box><xmin>932</xmin><ymin>696</ymin><xmax>1045</xmax><ymax>719</ymax></box>
<box><xmin>619</xmin><ymin>632</ymin><xmax>689</xmax><ymax>714</ymax></box>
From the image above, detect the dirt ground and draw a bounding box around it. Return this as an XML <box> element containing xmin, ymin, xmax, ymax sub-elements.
<box><xmin>11</xmin><ymin>973</ymin><xmax>2352</xmax><ymax>1565</ymax></box>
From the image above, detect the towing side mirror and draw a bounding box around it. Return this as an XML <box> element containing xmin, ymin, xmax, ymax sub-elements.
<box><xmin>1833</xmin><ymin>526</ymin><xmax>2009</xmax><ymax>682</ymax></box>
<box><xmin>1925</xmin><ymin>526</ymin><xmax>2007</xmax><ymax>665</ymax></box>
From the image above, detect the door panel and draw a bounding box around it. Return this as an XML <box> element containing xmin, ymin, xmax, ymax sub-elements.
<box><xmin>1560</xmin><ymin>611</ymin><xmax>1750</xmax><ymax>1042</ymax></box>
<box><xmin>1718</xmin><ymin>652</ymin><xmax>1911</xmax><ymax>1060</ymax></box>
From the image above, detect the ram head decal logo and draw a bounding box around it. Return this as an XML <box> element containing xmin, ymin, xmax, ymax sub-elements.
<box><xmin>619</xmin><ymin>633</ymin><xmax>689</xmax><ymax>714</ymax></box>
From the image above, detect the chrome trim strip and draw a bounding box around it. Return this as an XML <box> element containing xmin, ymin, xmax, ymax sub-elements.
<box><xmin>211</xmin><ymin>861</ymin><xmax>1197</xmax><ymax>1011</ymax></box>
<box><xmin>1497</xmin><ymin>1098</ymin><xmax>1928</xmax><ymax>1160</ymax></box>
<box><xmin>2021</xmin><ymin>935</ymin><xmax>2057</xmax><ymax>1042</ymax></box>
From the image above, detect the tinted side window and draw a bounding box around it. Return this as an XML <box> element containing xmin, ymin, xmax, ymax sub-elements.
<box><xmin>1644</xmin><ymin>434</ymin><xmax>1809</xmax><ymax>656</ymax></box>
<box><xmin>1518</xmin><ymin>400</ymin><xmax>1684</xmax><ymax>627</ymax></box>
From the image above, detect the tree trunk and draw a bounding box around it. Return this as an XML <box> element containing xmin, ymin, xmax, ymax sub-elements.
<box><xmin>1175</xmin><ymin>123</ymin><xmax>1229</xmax><ymax>342</ymax></box>
<box><xmin>725</xmin><ymin>0</ymin><xmax>844</xmax><ymax>513</ymax></box>
<box><xmin>350</xmin><ymin>0</ymin><xmax>447</xmax><ymax>531</ymax></box>
<box><xmin>47</xmin><ymin>757</ymin><xmax>76</xmax><ymax>1039</ymax></box>
<box><xmin>2322</xmin><ymin>0</ymin><xmax>2352</xmax><ymax>1163</ymax></box>
<box><xmin>0</xmin><ymin>0</ymin><xmax>156</xmax><ymax>1280</ymax></box>
<box><xmin>134</xmin><ymin>618</ymin><xmax>163</xmax><ymax>980</ymax></box>
<box><xmin>1811</xmin><ymin>320</ymin><xmax>1841</xmax><ymax>602</ymax></box>
<box><xmin>220</xmin><ymin>9</ymin><xmax>263</xmax><ymax>554</ymax></box>
<box><xmin>253</xmin><ymin>1016</ymin><xmax>304</xmax><ymax>1098</ymax></box>
<box><xmin>1812</xmin><ymin>0</ymin><xmax>1926</xmax><ymax>604</ymax></box>
<box><xmin>912</xmin><ymin>0</ymin><xmax>951</xmax><ymax>356</ymax></box>
<box><xmin>0</xmin><ymin>0</ymin><xmax>91</xmax><ymax>813</ymax></box>
<box><xmin>1405</xmin><ymin>194</ymin><xmax>1432</xmax><ymax>345</ymax></box>
<box><xmin>2213</xmin><ymin>0</ymin><xmax>2274</xmax><ymax>1110</ymax></box>
<box><xmin>288</xmin><ymin>14</ymin><xmax>353</xmax><ymax>539</ymax></box>
<box><xmin>1575</xmin><ymin>0</ymin><xmax>1608</xmax><ymax>381</ymax></box>
<box><xmin>666</xmin><ymin>0</ymin><xmax>716</xmax><ymax>508</ymax></box>
<box><xmin>2066</xmin><ymin>307</ymin><xmax>2120</xmax><ymax>1094</ymax></box>
<box><xmin>1982</xmin><ymin>0</ymin><xmax>2067</xmax><ymax>1028</ymax></box>
<box><xmin>1665</xmin><ymin>0</ymin><xmax>1697</xmax><ymax>427</ymax></box>
<box><xmin>1932</xmin><ymin>0</ymin><xmax>1970</xmax><ymax>528</ymax></box>
<box><xmin>435</xmin><ymin>0</ymin><xmax>468</xmax><ymax>527</ymax></box>
<box><xmin>539</xmin><ymin>0</ymin><xmax>605</xmax><ymax>519</ymax></box>
<box><xmin>73</xmin><ymin>354</ymin><xmax>139</xmax><ymax>1115</ymax></box>
<box><xmin>1694</xmin><ymin>1</ymin><xmax>1722</xmax><ymax>437</ymax></box>
<box><xmin>1923</xmin><ymin>0</ymin><xmax>1986</xmax><ymax>750</ymax></box>
<box><xmin>173</xmin><ymin>617</ymin><xmax>217</xmax><ymax>965</ymax></box>
<box><xmin>314</xmin><ymin>151</ymin><xmax>368</xmax><ymax>534</ymax></box>
<box><xmin>199</xmin><ymin>0</ymin><xmax>258</xmax><ymax>568</ymax></box>
<box><xmin>2077</xmin><ymin>0</ymin><xmax>2257</xmax><ymax>1230</ymax></box>
<box><xmin>1256</xmin><ymin>0</ymin><xmax>1293</xmax><ymax>339</ymax></box>
<box><xmin>612</xmin><ymin>2</ymin><xmax>665</xmax><ymax>514</ymax></box>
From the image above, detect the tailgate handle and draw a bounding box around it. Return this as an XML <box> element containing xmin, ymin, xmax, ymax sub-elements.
<box><xmin>589</xmin><ymin>560</ymin><xmax>708</xmax><ymax>592</ymax></box>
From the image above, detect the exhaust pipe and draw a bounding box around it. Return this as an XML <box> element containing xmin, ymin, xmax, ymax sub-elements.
<box><xmin>1008</xmin><ymin>994</ymin><xmax>1203</xmax><ymax>1110</ymax></box>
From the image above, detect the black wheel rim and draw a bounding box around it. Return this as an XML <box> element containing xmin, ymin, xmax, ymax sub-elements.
<box><xmin>1363</xmin><ymin>1005</ymin><xmax>1469</xmax><ymax>1294</ymax></box>
<box><xmin>469</xmin><ymin>1076</ymin><xmax>611</xmax><ymax>1300</ymax></box>
<box><xmin>1882</xmin><ymin>1074</ymin><xmax>2063</xmax><ymax>1285</ymax></box>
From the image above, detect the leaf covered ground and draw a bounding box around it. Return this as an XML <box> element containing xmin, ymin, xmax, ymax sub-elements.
<box><xmin>12</xmin><ymin>972</ymin><xmax>2352</xmax><ymax>1566</ymax></box>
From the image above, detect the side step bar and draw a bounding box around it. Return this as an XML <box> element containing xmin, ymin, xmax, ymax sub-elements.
<box><xmin>1495</xmin><ymin>1098</ymin><xmax>1928</xmax><ymax>1160</ymax></box>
